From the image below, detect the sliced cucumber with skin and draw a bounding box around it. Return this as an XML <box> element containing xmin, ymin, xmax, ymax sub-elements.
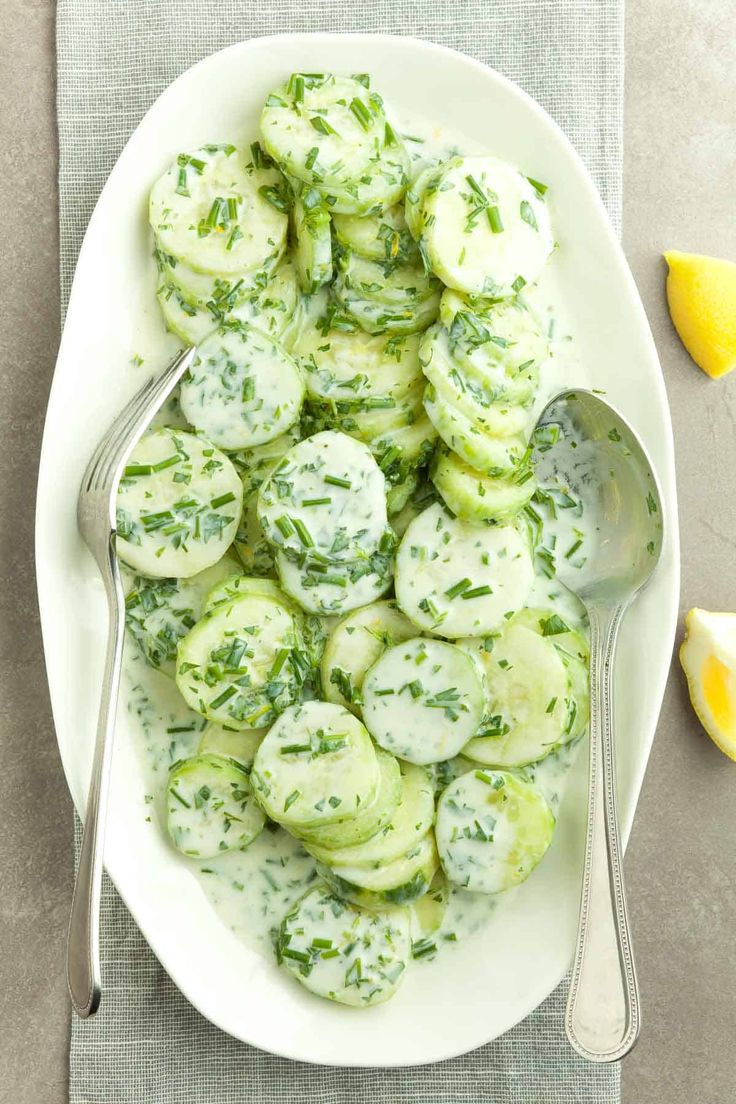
<box><xmin>337</xmin><ymin>252</ymin><xmax>440</xmax><ymax>308</ymax></box>
<box><xmin>116</xmin><ymin>427</ymin><xmax>242</xmax><ymax>579</ymax></box>
<box><xmin>229</xmin><ymin>426</ymin><xmax>302</xmax><ymax>498</ymax></box>
<box><xmin>150</xmin><ymin>145</ymin><xmax>288</xmax><ymax>276</ymax></box>
<box><xmin>321</xmin><ymin>599</ymin><xmax>418</xmax><ymax>714</ymax></box>
<box><xmin>333</xmin><ymin>204</ymin><xmax>417</xmax><ymax>264</ymax></box>
<box><xmin>386</xmin><ymin>470</ymin><xmax>420</xmax><ymax>515</ymax></box>
<box><xmin>312</xmin><ymin>378</ymin><xmax>427</xmax><ymax>444</ymax></box>
<box><xmin>412</xmin><ymin>869</ymin><xmax>450</xmax><ymax>936</ymax></box>
<box><xmin>423</xmin><ymin>383</ymin><xmax>528</xmax><ymax>475</ymax></box>
<box><xmin>277</xmin><ymin>884</ymin><xmax>411</xmax><ymax>1007</ymax></box>
<box><xmin>459</xmin><ymin>617</ymin><xmax>575</xmax><ymax>767</ymax></box>
<box><xmin>157</xmin><ymin>282</ymin><xmax>218</xmax><ymax>345</ymax></box>
<box><xmin>321</xmin><ymin>138</ymin><xmax>411</xmax><ymax>215</ymax></box>
<box><xmin>292</xmin><ymin>188</ymin><xmax>333</xmax><ymax>294</ymax></box>
<box><xmin>362</xmin><ymin>638</ymin><xmax>486</xmax><ymax>765</ymax></box>
<box><xmin>440</xmin><ymin>290</ymin><xmax>548</xmax><ymax>396</ymax></box>
<box><xmin>336</xmin><ymin>282</ymin><xmax>441</xmax><ymax>336</ymax></box>
<box><xmin>508</xmin><ymin>607</ymin><xmax>590</xmax><ymax>739</ymax></box>
<box><xmin>228</xmin><ymin>260</ymin><xmax>300</xmax><ymax>338</ymax></box>
<box><xmin>250</xmin><ymin>700</ymin><xmax>380</xmax><ymax>829</ymax></box>
<box><xmin>317</xmin><ymin>832</ymin><xmax>438</xmax><ymax>911</ymax></box>
<box><xmin>389</xmin><ymin>479</ymin><xmax>438</xmax><ymax>540</ymax></box>
<box><xmin>431</xmin><ymin>445</ymin><xmax>537</xmax><ymax>524</ymax></box>
<box><xmin>257</xmin><ymin>430</ymin><xmax>389</xmax><ymax>563</ymax></box>
<box><xmin>404</xmin><ymin>163</ymin><xmax>442</xmax><ymax>240</ymax></box>
<box><xmin>295</xmin><ymin>746</ymin><xmax>402</xmax><ymax>850</ymax></box>
<box><xmin>166</xmin><ymin>753</ymin><xmax>265</xmax><ymax>858</ymax></box>
<box><xmin>419</xmin><ymin>324</ymin><xmax>530</xmax><ymax>436</ymax></box>
<box><xmin>370</xmin><ymin>410</ymin><xmax>438</xmax><ymax>485</ymax></box>
<box><xmin>425</xmin><ymin>316</ymin><xmax>539</xmax><ymax>407</ymax></box>
<box><xmin>125</xmin><ymin>556</ymin><xmax>240</xmax><ymax>677</ymax></box>
<box><xmin>180</xmin><ymin>325</ymin><xmax>304</xmax><ymax>451</ymax></box>
<box><xmin>261</xmin><ymin>75</ymin><xmax>386</xmax><ymax>194</ymax></box>
<box><xmin>304</xmin><ymin>761</ymin><xmax>434</xmax><ymax>866</ymax></box>
<box><xmin>436</xmin><ymin>768</ymin><xmax>555</xmax><ymax>893</ymax></box>
<box><xmin>295</xmin><ymin>325</ymin><xmax>423</xmax><ymax>407</ymax></box>
<box><xmin>394</xmin><ymin>502</ymin><xmax>534</xmax><ymax>638</ymax></box>
<box><xmin>157</xmin><ymin>247</ymin><xmax>273</xmax><ymax>310</ymax></box>
<box><xmin>175</xmin><ymin>593</ymin><xmax>305</xmax><ymax>729</ymax></box>
<box><xmin>275</xmin><ymin>548</ymin><xmax>393</xmax><ymax>617</ymax></box>
<box><xmin>419</xmin><ymin>155</ymin><xmax>554</xmax><ymax>297</ymax></box>
<box><xmin>198</xmin><ymin>722</ymin><xmax>266</xmax><ymax>768</ymax></box>
<box><xmin>232</xmin><ymin>494</ymin><xmax>274</xmax><ymax>577</ymax></box>
<box><xmin>203</xmin><ymin>573</ymin><xmax>298</xmax><ymax>618</ymax></box>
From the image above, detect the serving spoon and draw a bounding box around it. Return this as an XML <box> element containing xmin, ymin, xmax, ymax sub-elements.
<box><xmin>532</xmin><ymin>388</ymin><xmax>664</xmax><ymax>1063</ymax></box>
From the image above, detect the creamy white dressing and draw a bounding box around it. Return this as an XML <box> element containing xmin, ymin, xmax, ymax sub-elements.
<box><xmin>123</xmin><ymin>101</ymin><xmax>594</xmax><ymax>978</ymax></box>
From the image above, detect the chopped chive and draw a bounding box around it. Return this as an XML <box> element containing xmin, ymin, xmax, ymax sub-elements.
<box><xmin>275</xmin><ymin>515</ymin><xmax>296</xmax><ymax>538</ymax></box>
<box><xmin>310</xmin><ymin>115</ymin><xmax>337</xmax><ymax>136</ymax></box>
<box><xmin>324</xmin><ymin>474</ymin><xmax>352</xmax><ymax>488</ymax></box>
<box><xmin>461</xmin><ymin>584</ymin><xmax>493</xmax><ymax>599</ymax></box>
<box><xmin>211</xmin><ymin>491</ymin><xmax>236</xmax><ymax>509</ymax></box>
<box><xmin>301</xmin><ymin>497</ymin><xmax>332</xmax><ymax>506</ymax></box>
<box><xmin>487</xmin><ymin>206</ymin><xmax>504</xmax><ymax>233</ymax></box>
<box><xmin>292</xmin><ymin>518</ymin><xmax>314</xmax><ymax>548</ymax></box>
<box><xmin>444</xmin><ymin>578</ymin><xmax>472</xmax><ymax>599</ymax></box>
<box><xmin>527</xmin><ymin>176</ymin><xmax>548</xmax><ymax>196</ymax></box>
<box><xmin>349</xmin><ymin>97</ymin><xmax>373</xmax><ymax>131</ymax></box>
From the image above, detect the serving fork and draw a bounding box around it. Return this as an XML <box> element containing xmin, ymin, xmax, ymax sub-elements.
<box><xmin>67</xmin><ymin>345</ymin><xmax>196</xmax><ymax>1018</ymax></box>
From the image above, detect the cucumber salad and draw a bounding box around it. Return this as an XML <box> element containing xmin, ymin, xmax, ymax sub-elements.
<box><xmin>120</xmin><ymin>71</ymin><xmax>591</xmax><ymax>1010</ymax></box>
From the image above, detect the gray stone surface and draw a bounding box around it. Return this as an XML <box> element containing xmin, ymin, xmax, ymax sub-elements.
<box><xmin>1</xmin><ymin>0</ymin><xmax>735</xmax><ymax>1100</ymax></box>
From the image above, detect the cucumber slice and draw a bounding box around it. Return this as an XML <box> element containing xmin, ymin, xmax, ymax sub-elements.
<box><xmin>362</xmin><ymin>638</ymin><xmax>486</xmax><ymax>764</ymax></box>
<box><xmin>296</xmin><ymin>746</ymin><xmax>402</xmax><ymax>849</ymax></box>
<box><xmin>166</xmin><ymin>753</ymin><xmax>265</xmax><ymax>858</ymax></box>
<box><xmin>156</xmin><ymin>282</ymin><xmax>218</xmax><ymax>345</ymax></box>
<box><xmin>441</xmin><ymin>290</ymin><xmax>548</xmax><ymax>399</ymax></box>
<box><xmin>394</xmin><ymin>502</ymin><xmax>534</xmax><ymax>638</ymax></box>
<box><xmin>435</xmin><ymin>768</ymin><xmax>555</xmax><ymax>893</ymax></box>
<box><xmin>228</xmin><ymin>260</ymin><xmax>300</xmax><ymax>338</ymax></box>
<box><xmin>412</xmin><ymin>869</ymin><xmax>450</xmax><ymax>936</ymax></box>
<box><xmin>333</xmin><ymin>205</ymin><xmax>417</xmax><ymax>264</ymax></box>
<box><xmin>389</xmin><ymin>479</ymin><xmax>438</xmax><ymax>540</ymax></box>
<box><xmin>203</xmin><ymin>573</ymin><xmax>298</xmax><ymax>618</ymax></box>
<box><xmin>180</xmin><ymin>325</ymin><xmax>303</xmax><ymax>451</ymax></box>
<box><xmin>426</xmin><ymin>313</ymin><xmax>540</xmax><ymax>407</ymax></box>
<box><xmin>116</xmin><ymin>428</ymin><xmax>242</xmax><ymax>579</ymax></box>
<box><xmin>261</xmin><ymin>75</ymin><xmax>386</xmax><ymax>193</ymax></box>
<box><xmin>321</xmin><ymin>599</ymin><xmax>418</xmax><ymax>714</ymax></box>
<box><xmin>459</xmin><ymin>618</ymin><xmax>574</xmax><ymax>767</ymax></box>
<box><xmin>229</xmin><ymin>427</ymin><xmax>302</xmax><ymax>498</ymax></box>
<box><xmin>251</xmin><ymin>700</ymin><xmax>380</xmax><ymax>829</ymax></box>
<box><xmin>317</xmin><ymin>832</ymin><xmax>438</xmax><ymax>910</ymax></box>
<box><xmin>336</xmin><ymin>278</ymin><xmax>441</xmax><ymax>336</ymax></box>
<box><xmin>420</xmin><ymin>156</ymin><xmax>554</xmax><ymax>297</ymax></box>
<box><xmin>295</xmin><ymin>325</ymin><xmax>423</xmax><ymax>406</ymax></box>
<box><xmin>232</xmin><ymin>494</ymin><xmax>274</xmax><ymax>577</ymax></box>
<box><xmin>198</xmin><ymin>722</ymin><xmax>266</xmax><ymax>767</ymax></box>
<box><xmin>423</xmin><ymin>383</ymin><xmax>528</xmax><ymax>475</ymax></box>
<box><xmin>150</xmin><ymin>145</ymin><xmax>288</xmax><ymax>276</ymax></box>
<box><xmin>275</xmin><ymin>549</ymin><xmax>393</xmax><ymax>617</ymax></box>
<box><xmin>431</xmin><ymin>445</ymin><xmax>536</xmax><ymax>524</ymax></box>
<box><xmin>507</xmin><ymin>608</ymin><xmax>590</xmax><ymax>739</ymax></box>
<box><xmin>293</xmin><ymin>189</ymin><xmax>333</xmax><ymax>294</ymax></box>
<box><xmin>156</xmin><ymin>247</ymin><xmax>273</xmax><ymax>309</ymax></box>
<box><xmin>404</xmin><ymin>163</ymin><xmax>442</xmax><ymax>239</ymax></box>
<box><xmin>305</xmin><ymin>761</ymin><xmax>434</xmax><ymax>866</ymax></box>
<box><xmin>321</xmin><ymin>139</ymin><xmax>411</xmax><ymax>215</ymax></box>
<box><xmin>419</xmin><ymin>325</ymin><xmax>530</xmax><ymax>436</ymax></box>
<box><xmin>338</xmin><ymin>252</ymin><xmax>440</xmax><ymax>308</ymax></box>
<box><xmin>277</xmin><ymin>884</ymin><xmax>410</xmax><ymax>1006</ymax></box>
<box><xmin>312</xmin><ymin>378</ymin><xmax>426</xmax><ymax>443</ymax></box>
<box><xmin>125</xmin><ymin>556</ymin><xmax>239</xmax><ymax>677</ymax></box>
<box><xmin>371</xmin><ymin>411</ymin><xmax>438</xmax><ymax>486</ymax></box>
<box><xmin>386</xmin><ymin>471</ymin><xmax>420</xmax><ymax>515</ymax></box>
<box><xmin>175</xmin><ymin>592</ymin><xmax>305</xmax><ymax>729</ymax></box>
<box><xmin>257</xmin><ymin>430</ymin><xmax>389</xmax><ymax>563</ymax></box>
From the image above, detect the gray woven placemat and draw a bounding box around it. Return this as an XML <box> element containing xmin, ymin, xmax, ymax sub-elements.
<box><xmin>59</xmin><ymin>3</ymin><xmax>623</xmax><ymax>1101</ymax></box>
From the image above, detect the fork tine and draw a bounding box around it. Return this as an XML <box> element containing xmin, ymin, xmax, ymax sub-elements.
<box><xmin>81</xmin><ymin>376</ymin><xmax>157</xmax><ymax>493</ymax></box>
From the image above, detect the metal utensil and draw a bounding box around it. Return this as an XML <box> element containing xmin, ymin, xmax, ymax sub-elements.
<box><xmin>68</xmin><ymin>345</ymin><xmax>197</xmax><ymax>1018</ymax></box>
<box><xmin>533</xmin><ymin>388</ymin><xmax>664</xmax><ymax>1063</ymax></box>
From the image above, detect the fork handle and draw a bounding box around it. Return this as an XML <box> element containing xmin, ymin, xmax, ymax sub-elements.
<box><xmin>67</xmin><ymin>536</ymin><xmax>125</xmax><ymax>1017</ymax></box>
<box><xmin>565</xmin><ymin>602</ymin><xmax>641</xmax><ymax>1062</ymax></box>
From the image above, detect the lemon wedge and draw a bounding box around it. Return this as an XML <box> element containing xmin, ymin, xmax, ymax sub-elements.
<box><xmin>664</xmin><ymin>250</ymin><xmax>736</xmax><ymax>379</ymax></box>
<box><xmin>680</xmin><ymin>608</ymin><xmax>736</xmax><ymax>759</ymax></box>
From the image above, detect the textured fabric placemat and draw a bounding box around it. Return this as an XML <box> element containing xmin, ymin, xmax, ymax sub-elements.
<box><xmin>59</xmin><ymin>3</ymin><xmax>623</xmax><ymax>1101</ymax></box>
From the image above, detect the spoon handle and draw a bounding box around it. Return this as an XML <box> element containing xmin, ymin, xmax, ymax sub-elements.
<box><xmin>565</xmin><ymin>603</ymin><xmax>641</xmax><ymax>1062</ymax></box>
